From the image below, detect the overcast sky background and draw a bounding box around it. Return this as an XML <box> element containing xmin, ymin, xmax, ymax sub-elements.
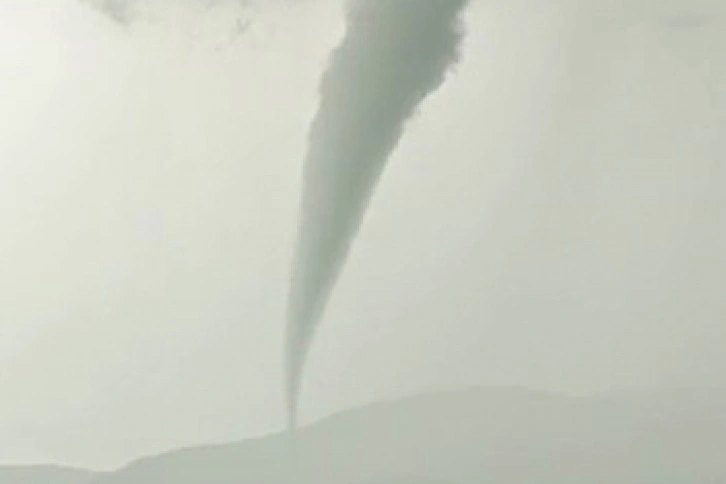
<box><xmin>1</xmin><ymin>0</ymin><xmax>724</xmax><ymax>471</ymax></box>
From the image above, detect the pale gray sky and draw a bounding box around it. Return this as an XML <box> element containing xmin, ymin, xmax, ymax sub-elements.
<box><xmin>0</xmin><ymin>0</ymin><xmax>724</xmax><ymax>471</ymax></box>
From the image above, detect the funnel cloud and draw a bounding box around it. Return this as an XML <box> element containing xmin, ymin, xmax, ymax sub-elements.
<box><xmin>285</xmin><ymin>0</ymin><xmax>469</xmax><ymax>429</ymax></box>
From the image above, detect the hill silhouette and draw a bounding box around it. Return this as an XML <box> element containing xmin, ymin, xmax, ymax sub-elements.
<box><xmin>2</xmin><ymin>387</ymin><xmax>724</xmax><ymax>483</ymax></box>
<box><xmin>80</xmin><ymin>386</ymin><xmax>726</xmax><ymax>484</ymax></box>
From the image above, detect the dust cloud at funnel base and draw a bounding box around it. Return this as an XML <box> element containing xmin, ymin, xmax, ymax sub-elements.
<box><xmin>285</xmin><ymin>0</ymin><xmax>470</xmax><ymax>431</ymax></box>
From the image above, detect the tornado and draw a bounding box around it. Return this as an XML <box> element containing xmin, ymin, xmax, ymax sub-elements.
<box><xmin>285</xmin><ymin>0</ymin><xmax>469</xmax><ymax>430</ymax></box>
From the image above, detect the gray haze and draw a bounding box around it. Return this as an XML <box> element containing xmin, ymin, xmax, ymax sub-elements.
<box><xmin>0</xmin><ymin>0</ymin><xmax>724</xmax><ymax>472</ymax></box>
<box><xmin>286</xmin><ymin>0</ymin><xmax>468</xmax><ymax>430</ymax></box>
<box><xmin>84</xmin><ymin>0</ymin><xmax>254</xmax><ymax>26</ymax></box>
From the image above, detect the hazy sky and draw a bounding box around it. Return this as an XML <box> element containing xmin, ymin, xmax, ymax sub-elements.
<box><xmin>0</xmin><ymin>0</ymin><xmax>724</xmax><ymax>471</ymax></box>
